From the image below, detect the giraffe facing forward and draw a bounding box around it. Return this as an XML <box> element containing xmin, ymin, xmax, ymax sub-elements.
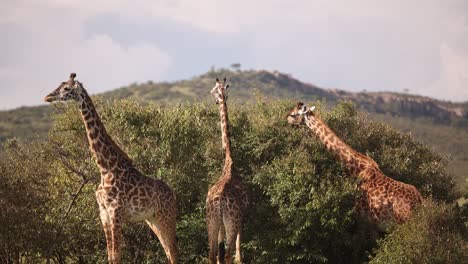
<box><xmin>45</xmin><ymin>73</ymin><xmax>178</xmax><ymax>264</ymax></box>
<box><xmin>287</xmin><ymin>102</ymin><xmax>422</xmax><ymax>224</ymax></box>
<box><xmin>206</xmin><ymin>78</ymin><xmax>248</xmax><ymax>264</ymax></box>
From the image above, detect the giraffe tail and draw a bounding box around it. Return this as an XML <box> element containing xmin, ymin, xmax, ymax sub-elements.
<box><xmin>218</xmin><ymin>241</ymin><xmax>225</xmax><ymax>262</ymax></box>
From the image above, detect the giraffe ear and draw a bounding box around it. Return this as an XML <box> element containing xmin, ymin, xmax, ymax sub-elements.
<box><xmin>74</xmin><ymin>81</ymin><xmax>83</xmax><ymax>88</ymax></box>
<box><xmin>298</xmin><ymin>104</ymin><xmax>309</xmax><ymax>114</ymax></box>
<box><xmin>299</xmin><ymin>104</ymin><xmax>316</xmax><ymax>115</ymax></box>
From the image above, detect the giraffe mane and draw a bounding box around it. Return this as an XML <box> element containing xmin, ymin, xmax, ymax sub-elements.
<box><xmin>81</xmin><ymin>87</ymin><xmax>134</xmax><ymax>165</ymax></box>
<box><xmin>312</xmin><ymin>113</ymin><xmax>379</xmax><ymax>168</ymax></box>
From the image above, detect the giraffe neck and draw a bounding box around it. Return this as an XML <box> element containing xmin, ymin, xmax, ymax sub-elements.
<box><xmin>78</xmin><ymin>90</ymin><xmax>132</xmax><ymax>175</ymax></box>
<box><xmin>304</xmin><ymin>113</ymin><xmax>376</xmax><ymax>180</ymax></box>
<box><xmin>218</xmin><ymin>99</ymin><xmax>234</xmax><ymax>178</ymax></box>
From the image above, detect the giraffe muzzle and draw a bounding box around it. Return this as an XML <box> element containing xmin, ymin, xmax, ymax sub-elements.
<box><xmin>44</xmin><ymin>94</ymin><xmax>56</xmax><ymax>102</ymax></box>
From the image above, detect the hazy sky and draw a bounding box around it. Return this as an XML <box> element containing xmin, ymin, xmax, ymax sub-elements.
<box><xmin>1</xmin><ymin>0</ymin><xmax>468</xmax><ymax>109</ymax></box>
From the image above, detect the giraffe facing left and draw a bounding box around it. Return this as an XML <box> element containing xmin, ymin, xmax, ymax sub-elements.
<box><xmin>286</xmin><ymin>102</ymin><xmax>423</xmax><ymax>225</ymax></box>
<box><xmin>44</xmin><ymin>73</ymin><xmax>178</xmax><ymax>264</ymax></box>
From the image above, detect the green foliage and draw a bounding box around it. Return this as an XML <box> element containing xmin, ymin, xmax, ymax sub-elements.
<box><xmin>0</xmin><ymin>69</ymin><xmax>467</xmax><ymax>191</ymax></box>
<box><xmin>0</xmin><ymin>139</ymin><xmax>56</xmax><ymax>262</ymax></box>
<box><xmin>372</xmin><ymin>113</ymin><xmax>468</xmax><ymax>193</ymax></box>
<box><xmin>369</xmin><ymin>200</ymin><xmax>467</xmax><ymax>264</ymax></box>
<box><xmin>0</xmin><ymin>99</ymin><xmax>463</xmax><ymax>263</ymax></box>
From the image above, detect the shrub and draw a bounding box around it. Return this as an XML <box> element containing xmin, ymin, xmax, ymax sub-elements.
<box><xmin>0</xmin><ymin>99</ymin><xmax>459</xmax><ymax>263</ymax></box>
<box><xmin>369</xmin><ymin>200</ymin><xmax>467</xmax><ymax>264</ymax></box>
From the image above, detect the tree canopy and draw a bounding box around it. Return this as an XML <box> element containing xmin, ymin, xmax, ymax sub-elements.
<box><xmin>0</xmin><ymin>99</ymin><xmax>465</xmax><ymax>263</ymax></box>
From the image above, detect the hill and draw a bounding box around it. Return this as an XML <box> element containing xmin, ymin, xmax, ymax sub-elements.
<box><xmin>0</xmin><ymin>69</ymin><xmax>467</xmax><ymax>191</ymax></box>
<box><xmin>103</xmin><ymin>69</ymin><xmax>468</xmax><ymax>124</ymax></box>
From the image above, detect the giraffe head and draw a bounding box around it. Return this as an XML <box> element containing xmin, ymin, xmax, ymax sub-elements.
<box><xmin>210</xmin><ymin>77</ymin><xmax>229</xmax><ymax>104</ymax></box>
<box><xmin>44</xmin><ymin>73</ymin><xmax>85</xmax><ymax>103</ymax></box>
<box><xmin>286</xmin><ymin>102</ymin><xmax>316</xmax><ymax>125</ymax></box>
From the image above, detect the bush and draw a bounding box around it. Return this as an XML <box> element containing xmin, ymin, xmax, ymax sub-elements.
<box><xmin>369</xmin><ymin>200</ymin><xmax>467</xmax><ymax>264</ymax></box>
<box><xmin>0</xmin><ymin>99</ymin><xmax>459</xmax><ymax>263</ymax></box>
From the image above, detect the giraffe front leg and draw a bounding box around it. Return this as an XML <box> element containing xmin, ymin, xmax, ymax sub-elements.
<box><xmin>392</xmin><ymin>199</ymin><xmax>411</xmax><ymax>224</ymax></box>
<box><xmin>99</xmin><ymin>208</ymin><xmax>113</xmax><ymax>263</ymax></box>
<box><xmin>109</xmin><ymin>208</ymin><xmax>123</xmax><ymax>264</ymax></box>
<box><xmin>97</xmin><ymin>192</ymin><xmax>113</xmax><ymax>263</ymax></box>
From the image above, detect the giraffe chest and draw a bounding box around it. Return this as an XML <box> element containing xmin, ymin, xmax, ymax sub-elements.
<box><xmin>96</xmin><ymin>185</ymin><xmax>161</xmax><ymax>222</ymax></box>
<box><xmin>96</xmin><ymin>173</ymin><xmax>174</xmax><ymax>222</ymax></box>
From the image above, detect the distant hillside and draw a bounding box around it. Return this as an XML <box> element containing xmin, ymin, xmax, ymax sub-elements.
<box><xmin>332</xmin><ymin>90</ymin><xmax>468</xmax><ymax>125</ymax></box>
<box><xmin>0</xmin><ymin>69</ymin><xmax>467</xmax><ymax>191</ymax></box>
<box><xmin>0</xmin><ymin>105</ymin><xmax>53</xmax><ymax>143</ymax></box>
<box><xmin>103</xmin><ymin>69</ymin><xmax>468</xmax><ymax>126</ymax></box>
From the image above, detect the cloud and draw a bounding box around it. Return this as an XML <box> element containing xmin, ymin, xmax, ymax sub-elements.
<box><xmin>74</xmin><ymin>35</ymin><xmax>171</xmax><ymax>90</ymax></box>
<box><xmin>0</xmin><ymin>0</ymin><xmax>172</xmax><ymax>109</ymax></box>
<box><xmin>422</xmin><ymin>44</ymin><xmax>468</xmax><ymax>101</ymax></box>
<box><xmin>1</xmin><ymin>0</ymin><xmax>468</xmax><ymax>109</ymax></box>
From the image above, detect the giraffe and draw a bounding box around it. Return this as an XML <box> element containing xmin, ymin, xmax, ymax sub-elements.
<box><xmin>206</xmin><ymin>78</ymin><xmax>248</xmax><ymax>264</ymax></box>
<box><xmin>286</xmin><ymin>102</ymin><xmax>422</xmax><ymax>225</ymax></box>
<box><xmin>44</xmin><ymin>73</ymin><xmax>178</xmax><ymax>264</ymax></box>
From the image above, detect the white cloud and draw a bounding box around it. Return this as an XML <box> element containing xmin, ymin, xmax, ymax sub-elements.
<box><xmin>74</xmin><ymin>34</ymin><xmax>171</xmax><ymax>89</ymax></box>
<box><xmin>28</xmin><ymin>0</ymin><xmax>431</xmax><ymax>34</ymax></box>
<box><xmin>423</xmin><ymin>44</ymin><xmax>468</xmax><ymax>101</ymax></box>
<box><xmin>1</xmin><ymin>0</ymin><xmax>468</xmax><ymax>108</ymax></box>
<box><xmin>0</xmin><ymin>0</ymin><xmax>172</xmax><ymax>109</ymax></box>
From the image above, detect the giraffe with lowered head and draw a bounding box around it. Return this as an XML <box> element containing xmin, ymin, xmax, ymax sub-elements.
<box><xmin>206</xmin><ymin>78</ymin><xmax>248</xmax><ymax>264</ymax></box>
<box><xmin>44</xmin><ymin>73</ymin><xmax>178</xmax><ymax>264</ymax></box>
<box><xmin>286</xmin><ymin>102</ymin><xmax>422</xmax><ymax>224</ymax></box>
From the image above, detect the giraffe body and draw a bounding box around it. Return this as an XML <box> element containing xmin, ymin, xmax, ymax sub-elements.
<box><xmin>356</xmin><ymin>166</ymin><xmax>422</xmax><ymax>224</ymax></box>
<box><xmin>45</xmin><ymin>74</ymin><xmax>178</xmax><ymax>264</ymax></box>
<box><xmin>287</xmin><ymin>102</ymin><xmax>422</xmax><ymax>224</ymax></box>
<box><xmin>207</xmin><ymin>79</ymin><xmax>248</xmax><ymax>264</ymax></box>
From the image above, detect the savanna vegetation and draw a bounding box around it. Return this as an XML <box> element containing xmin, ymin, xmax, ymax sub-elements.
<box><xmin>1</xmin><ymin>98</ymin><xmax>466</xmax><ymax>263</ymax></box>
<box><xmin>1</xmin><ymin>70</ymin><xmax>467</xmax><ymax>192</ymax></box>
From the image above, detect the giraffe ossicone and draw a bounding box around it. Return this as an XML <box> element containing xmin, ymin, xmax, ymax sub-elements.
<box><xmin>45</xmin><ymin>73</ymin><xmax>178</xmax><ymax>264</ymax></box>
